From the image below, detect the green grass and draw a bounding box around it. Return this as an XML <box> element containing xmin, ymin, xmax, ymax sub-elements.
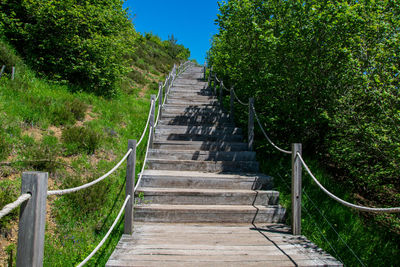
<box><xmin>0</xmin><ymin>40</ymin><xmax>170</xmax><ymax>266</ymax></box>
<box><xmin>258</xmin><ymin>153</ymin><xmax>400</xmax><ymax>267</ymax></box>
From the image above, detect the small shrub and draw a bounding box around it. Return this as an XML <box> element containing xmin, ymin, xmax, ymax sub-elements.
<box><xmin>51</xmin><ymin>98</ymin><xmax>87</xmax><ymax>126</ymax></box>
<box><xmin>0</xmin><ymin>129</ymin><xmax>9</xmax><ymax>161</ymax></box>
<box><xmin>65</xmin><ymin>98</ymin><xmax>87</xmax><ymax>121</ymax></box>
<box><xmin>62</xmin><ymin>172</ymin><xmax>111</xmax><ymax>214</ymax></box>
<box><xmin>62</xmin><ymin>126</ymin><xmax>100</xmax><ymax>155</ymax></box>
<box><xmin>127</xmin><ymin>69</ymin><xmax>146</xmax><ymax>85</ymax></box>
<box><xmin>22</xmin><ymin>135</ymin><xmax>60</xmax><ymax>171</ymax></box>
<box><xmin>51</xmin><ymin>105</ymin><xmax>75</xmax><ymax>126</ymax></box>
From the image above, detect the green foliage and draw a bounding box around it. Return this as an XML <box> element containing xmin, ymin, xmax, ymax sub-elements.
<box><xmin>0</xmin><ymin>0</ymin><xmax>137</xmax><ymax>96</ymax></box>
<box><xmin>0</xmin><ymin>128</ymin><xmax>9</xmax><ymax>161</ymax></box>
<box><xmin>209</xmin><ymin>0</ymin><xmax>399</xmax><ymax>226</ymax></box>
<box><xmin>210</xmin><ymin>0</ymin><xmax>400</xmax><ymax>263</ymax></box>
<box><xmin>21</xmin><ymin>135</ymin><xmax>60</xmax><ymax>171</ymax></box>
<box><xmin>62</xmin><ymin>126</ymin><xmax>100</xmax><ymax>155</ymax></box>
<box><xmin>261</xmin><ymin>156</ymin><xmax>400</xmax><ymax>266</ymax></box>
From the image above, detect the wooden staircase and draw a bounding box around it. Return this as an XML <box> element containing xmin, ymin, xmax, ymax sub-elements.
<box><xmin>106</xmin><ymin>66</ymin><xmax>342</xmax><ymax>266</ymax></box>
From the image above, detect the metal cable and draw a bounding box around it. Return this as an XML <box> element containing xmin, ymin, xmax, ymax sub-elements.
<box><xmin>47</xmin><ymin>149</ymin><xmax>132</xmax><ymax>196</ymax></box>
<box><xmin>77</xmin><ymin>195</ymin><xmax>130</xmax><ymax>267</ymax></box>
<box><xmin>297</xmin><ymin>152</ymin><xmax>400</xmax><ymax>213</ymax></box>
<box><xmin>137</xmin><ymin>100</ymin><xmax>155</xmax><ymax>147</ymax></box>
<box><xmin>253</xmin><ymin>106</ymin><xmax>292</xmax><ymax>154</ymax></box>
<box><xmin>302</xmin><ymin>188</ymin><xmax>365</xmax><ymax>266</ymax></box>
<box><xmin>134</xmin><ymin>126</ymin><xmax>153</xmax><ymax>192</ymax></box>
<box><xmin>276</xmin><ymin>170</ymin><xmax>346</xmax><ymax>265</ymax></box>
<box><xmin>0</xmin><ymin>193</ymin><xmax>31</xmax><ymax>219</ymax></box>
<box><xmin>301</xmin><ymin>201</ymin><xmax>346</xmax><ymax>265</ymax></box>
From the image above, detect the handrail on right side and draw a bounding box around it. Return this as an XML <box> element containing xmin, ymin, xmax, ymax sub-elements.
<box><xmin>206</xmin><ymin>65</ymin><xmax>400</xmax><ymax>237</ymax></box>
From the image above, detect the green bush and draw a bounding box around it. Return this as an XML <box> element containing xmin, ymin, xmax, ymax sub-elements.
<box><xmin>22</xmin><ymin>135</ymin><xmax>60</xmax><ymax>171</ymax></box>
<box><xmin>0</xmin><ymin>0</ymin><xmax>137</xmax><ymax>96</ymax></box>
<box><xmin>62</xmin><ymin>172</ymin><xmax>112</xmax><ymax>214</ymax></box>
<box><xmin>0</xmin><ymin>128</ymin><xmax>9</xmax><ymax>161</ymax></box>
<box><xmin>51</xmin><ymin>98</ymin><xmax>87</xmax><ymax>125</ymax></box>
<box><xmin>208</xmin><ymin>0</ymin><xmax>400</xmax><ymax>201</ymax></box>
<box><xmin>62</xmin><ymin>126</ymin><xmax>100</xmax><ymax>155</ymax></box>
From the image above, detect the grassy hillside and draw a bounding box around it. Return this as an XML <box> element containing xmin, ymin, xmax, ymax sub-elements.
<box><xmin>0</xmin><ymin>33</ymin><xmax>189</xmax><ymax>265</ymax></box>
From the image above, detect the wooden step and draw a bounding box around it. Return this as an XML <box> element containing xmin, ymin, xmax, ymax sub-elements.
<box><xmin>135</xmin><ymin>188</ymin><xmax>279</xmax><ymax>205</ymax></box>
<box><xmin>134</xmin><ymin>204</ymin><xmax>286</xmax><ymax>223</ymax></box>
<box><xmin>147</xmin><ymin>158</ymin><xmax>259</xmax><ymax>172</ymax></box>
<box><xmin>138</xmin><ymin>170</ymin><xmax>273</xmax><ymax>190</ymax></box>
<box><xmin>152</xmin><ymin>140</ymin><xmax>249</xmax><ymax>151</ymax></box>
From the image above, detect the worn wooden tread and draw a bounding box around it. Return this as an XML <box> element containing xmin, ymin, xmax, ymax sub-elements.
<box><xmin>107</xmin><ymin>223</ymin><xmax>342</xmax><ymax>267</ymax></box>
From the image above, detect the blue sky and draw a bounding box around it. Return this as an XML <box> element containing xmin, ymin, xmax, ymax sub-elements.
<box><xmin>123</xmin><ymin>0</ymin><xmax>220</xmax><ymax>64</ymax></box>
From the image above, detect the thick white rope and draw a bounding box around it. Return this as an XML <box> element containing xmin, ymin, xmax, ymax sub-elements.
<box><xmin>253</xmin><ymin>106</ymin><xmax>292</xmax><ymax>154</ymax></box>
<box><xmin>77</xmin><ymin>195</ymin><xmax>130</xmax><ymax>267</ymax></box>
<box><xmin>47</xmin><ymin>149</ymin><xmax>132</xmax><ymax>196</ymax></box>
<box><xmin>297</xmin><ymin>152</ymin><xmax>400</xmax><ymax>213</ymax></box>
<box><xmin>0</xmin><ymin>193</ymin><xmax>31</xmax><ymax>219</ymax></box>
<box><xmin>134</xmin><ymin>126</ymin><xmax>153</xmax><ymax>192</ymax></box>
<box><xmin>231</xmin><ymin>87</ymin><xmax>249</xmax><ymax>106</ymax></box>
<box><xmin>137</xmin><ymin>100</ymin><xmax>155</xmax><ymax>147</ymax></box>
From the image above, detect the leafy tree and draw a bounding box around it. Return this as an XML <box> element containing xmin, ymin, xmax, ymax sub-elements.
<box><xmin>209</xmin><ymin>0</ymin><xmax>400</xmax><ymax>212</ymax></box>
<box><xmin>0</xmin><ymin>0</ymin><xmax>137</xmax><ymax>96</ymax></box>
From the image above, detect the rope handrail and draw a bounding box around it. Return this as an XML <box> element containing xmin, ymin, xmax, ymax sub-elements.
<box><xmin>137</xmin><ymin>99</ymin><xmax>155</xmax><ymax>147</ymax></box>
<box><xmin>210</xmin><ymin>68</ymin><xmax>291</xmax><ymax>154</ymax></box>
<box><xmin>231</xmin><ymin>87</ymin><xmax>249</xmax><ymax>106</ymax></box>
<box><xmin>253</xmin><ymin>106</ymin><xmax>292</xmax><ymax>154</ymax></box>
<box><xmin>0</xmin><ymin>193</ymin><xmax>31</xmax><ymax>219</ymax></box>
<box><xmin>297</xmin><ymin>152</ymin><xmax>400</xmax><ymax>213</ymax></box>
<box><xmin>134</xmin><ymin>126</ymin><xmax>153</xmax><ymax>192</ymax></box>
<box><xmin>77</xmin><ymin>195</ymin><xmax>131</xmax><ymax>267</ymax></box>
<box><xmin>47</xmin><ymin>149</ymin><xmax>132</xmax><ymax>196</ymax></box>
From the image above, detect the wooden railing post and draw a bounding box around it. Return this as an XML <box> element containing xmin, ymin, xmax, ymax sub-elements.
<box><xmin>248</xmin><ymin>98</ymin><xmax>254</xmax><ymax>151</ymax></box>
<box><xmin>159</xmin><ymin>82</ymin><xmax>163</xmax><ymax>120</ymax></box>
<box><xmin>291</xmin><ymin>143</ymin><xmax>302</xmax><ymax>236</ymax></box>
<box><xmin>217</xmin><ymin>81</ymin><xmax>221</xmax><ymax>96</ymax></box>
<box><xmin>219</xmin><ymin>81</ymin><xmax>223</xmax><ymax>107</ymax></box>
<box><xmin>124</xmin><ymin>140</ymin><xmax>136</xmax><ymax>235</ymax></box>
<box><xmin>17</xmin><ymin>172</ymin><xmax>48</xmax><ymax>267</ymax></box>
<box><xmin>11</xmin><ymin>66</ymin><xmax>15</xmax><ymax>80</ymax></box>
<box><xmin>230</xmin><ymin>87</ymin><xmax>235</xmax><ymax>122</ymax></box>
<box><xmin>149</xmin><ymin>94</ymin><xmax>156</xmax><ymax>148</ymax></box>
<box><xmin>0</xmin><ymin>65</ymin><xmax>5</xmax><ymax>78</ymax></box>
<box><xmin>203</xmin><ymin>62</ymin><xmax>206</xmax><ymax>80</ymax></box>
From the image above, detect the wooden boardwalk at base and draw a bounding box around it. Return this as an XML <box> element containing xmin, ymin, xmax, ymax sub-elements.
<box><xmin>107</xmin><ymin>223</ymin><xmax>342</xmax><ymax>266</ymax></box>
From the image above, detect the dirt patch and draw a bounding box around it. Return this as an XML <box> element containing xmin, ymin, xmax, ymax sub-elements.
<box><xmin>48</xmin><ymin>126</ymin><xmax>62</xmax><ymax>140</ymax></box>
<box><xmin>22</xmin><ymin>127</ymin><xmax>43</xmax><ymax>142</ymax></box>
<box><xmin>75</xmin><ymin>106</ymin><xmax>97</xmax><ymax>127</ymax></box>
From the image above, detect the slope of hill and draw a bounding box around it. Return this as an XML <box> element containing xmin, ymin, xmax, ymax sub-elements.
<box><xmin>0</xmin><ymin>25</ymin><xmax>190</xmax><ymax>267</ymax></box>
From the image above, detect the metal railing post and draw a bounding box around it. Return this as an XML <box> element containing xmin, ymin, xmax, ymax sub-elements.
<box><xmin>124</xmin><ymin>140</ymin><xmax>136</xmax><ymax>235</ymax></box>
<box><xmin>248</xmin><ymin>98</ymin><xmax>254</xmax><ymax>151</ymax></box>
<box><xmin>16</xmin><ymin>172</ymin><xmax>48</xmax><ymax>267</ymax></box>
<box><xmin>291</xmin><ymin>143</ymin><xmax>302</xmax><ymax>235</ymax></box>
<box><xmin>230</xmin><ymin>87</ymin><xmax>235</xmax><ymax>122</ymax></box>
<box><xmin>149</xmin><ymin>95</ymin><xmax>156</xmax><ymax>148</ymax></box>
<box><xmin>159</xmin><ymin>82</ymin><xmax>163</xmax><ymax>120</ymax></box>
